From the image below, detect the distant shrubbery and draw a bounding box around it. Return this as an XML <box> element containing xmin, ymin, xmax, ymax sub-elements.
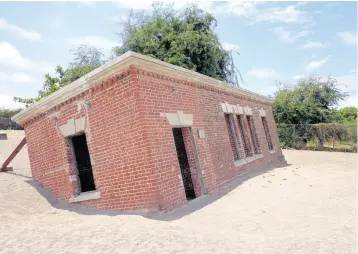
<box><xmin>273</xmin><ymin>75</ymin><xmax>357</xmax><ymax>153</ymax></box>
<box><xmin>277</xmin><ymin>123</ymin><xmax>357</xmax><ymax>152</ymax></box>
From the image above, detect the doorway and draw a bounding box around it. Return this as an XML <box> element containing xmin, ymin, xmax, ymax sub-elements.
<box><xmin>71</xmin><ymin>133</ymin><xmax>96</xmax><ymax>193</ymax></box>
<box><xmin>172</xmin><ymin>128</ymin><xmax>196</xmax><ymax>200</ymax></box>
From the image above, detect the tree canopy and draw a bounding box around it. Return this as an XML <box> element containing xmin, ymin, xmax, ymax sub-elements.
<box><xmin>0</xmin><ymin>108</ymin><xmax>22</xmax><ymax>118</ymax></box>
<box><xmin>113</xmin><ymin>3</ymin><xmax>234</xmax><ymax>82</ymax></box>
<box><xmin>14</xmin><ymin>45</ymin><xmax>105</xmax><ymax>106</ymax></box>
<box><xmin>273</xmin><ymin>75</ymin><xmax>348</xmax><ymax>125</ymax></box>
<box><xmin>335</xmin><ymin>106</ymin><xmax>357</xmax><ymax>124</ymax></box>
<box><xmin>14</xmin><ymin>4</ymin><xmax>239</xmax><ymax>107</ymax></box>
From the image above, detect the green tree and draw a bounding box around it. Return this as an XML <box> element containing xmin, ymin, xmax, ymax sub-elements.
<box><xmin>273</xmin><ymin>75</ymin><xmax>349</xmax><ymax>148</ymax></box>
<box><xmin>14</xmin><ymin>4</ymin><xmax>239</xmax><ymax>106</ymax></box>
<box><xmin>0</xmin><ymin>108</ymin><xmax>22</xmax><ymax>118</ymax></box>
<box><xmin>336</xmin><ymin>106</ymin><xmax>357</xmax><ymax>124</ymax></box>
<box><xmin>14</xmin><ymin>45</ymin><xmax>105</xmax><ymax>106</ymax></box>
<box><xmin>273</xmin><ymin>75</ymin><xmax>348</xmax><ymax>125</ymax></box>
<box><xmin>113</xmin><ymin>3</ymin><xmax>235</xmax><ymax>83</ymax></box>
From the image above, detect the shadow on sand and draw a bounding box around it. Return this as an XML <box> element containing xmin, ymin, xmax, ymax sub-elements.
<box><xmin>21</xmin><ymin>162</ymin><xmax>290</xmax><ymax>222</ymax></box>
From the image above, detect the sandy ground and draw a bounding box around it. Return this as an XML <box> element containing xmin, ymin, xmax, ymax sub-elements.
<box><xmin>0</xmin><ymin>131</ymin><xmax>356</xmax><ymax>254</ymax></box>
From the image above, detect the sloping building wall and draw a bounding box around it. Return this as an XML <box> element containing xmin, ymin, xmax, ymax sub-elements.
<box><xmin>13</xmin><ymin>52</ymin><xmax>285</xmax><ymax>212</ymax></box>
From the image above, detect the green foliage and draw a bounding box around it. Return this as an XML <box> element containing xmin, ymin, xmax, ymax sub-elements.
<box><xmin>14</xmin><ymin>45</ymin><xmax>104</xmax><ymax>107</ymax></box>
<box><xmin>335</xmin><ymin>106</ymin><xmax>357</xmax><ymax>124</ymax></box>
<box><xmin>311</xmin><ymin>123</ymin><xmax>349</xmax><ymax>143</ymax></box>
<box><xmin>277</xmin><ymin>123</ymin><xmax>357</xmax><ymax>152</ymax></box>
<box><xmin>0</xmin><ymin>108</ymin><xmax>22</xmax><ymax>118</ymax></box>
<box><xmin>14</xmin><ymin>5</ymin><xmax>239</xmax><ymax>107</ymax></box>
<box><xmin>114</xmin><ymin>3</ymin><xmax>234</xmax><ymax>82</ymax></box>
<box><xmin>273</xmin><ymin>75</ymin><xmax>348</xmax><ymax>125</ymax></box>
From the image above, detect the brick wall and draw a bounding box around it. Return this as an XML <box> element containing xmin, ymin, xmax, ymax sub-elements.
<box><xmin>21</xmin><ymin>64</ymin><xmax>285</xmax><ymax>213</ymax></box>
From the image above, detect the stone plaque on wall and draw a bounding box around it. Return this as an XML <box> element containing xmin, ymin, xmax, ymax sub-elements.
<box><xmin>198</xmin><ymin>129</ymin><xmax>207</xmax><ymax>139</ymax></box>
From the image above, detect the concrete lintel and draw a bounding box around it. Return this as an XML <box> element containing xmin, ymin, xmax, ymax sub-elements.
<box><xmin>59</xmin><ymin>117</ymin><xmax>86</xmax><ymax>137</ymax></box>
<box><xmin>232</xmin><ymin>105</ymin><xmax>238</xmax><ymax>114</ymax></box>
<box><xmin>225</xmin><ymin>102</ymin><xmax>234</xmax><ymax>113</ymax></box>
<box><xmin>75</xmin><ymin>117</ymin><xmax>86</xmax><ymax>133</ymax></box>
<box><xmin>237</xmin><ymin>105</ymin><xmax>244</xmax><ymax>115</ymax></box>
<box><xmin>220</xmin><ymin>103</ymin><xmax>227</xmax><ymax>113</ymax></box>
<box><xmin>244</xmin><ymin>106</ymin><xmax>252</xmax><ymax>116</ymax></box>
<box><xmin>166</xmin><ymin>111</ymin><xmax>193</xmax><ymax>127</ymax></box>
<box><xmin>59</xmin><ymin>118</ymin><xmax>76</xmax><ymax>137</ymax></box>
<box><xmin>260</xmin><ymin>108</ymin><xmax>266</xmax><ymax>117</ymax></box>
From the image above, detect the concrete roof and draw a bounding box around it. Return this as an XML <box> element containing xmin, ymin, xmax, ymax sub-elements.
<box><xmin>12</xmin><ymin>51</ymin><xmax>272</xmax><ymax>123</ymax></box>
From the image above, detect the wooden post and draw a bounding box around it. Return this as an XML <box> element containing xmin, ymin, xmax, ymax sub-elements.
<box><xmin>0</xmin><ymin>137</ymin><xmax>26</xmax><ymax>172</ymax></box>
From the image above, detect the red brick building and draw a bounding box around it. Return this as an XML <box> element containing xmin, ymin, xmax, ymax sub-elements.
<box><xmin>12</xmin><ymin>51</ymin><xmax>286</xmax><ymax>212</ymax></box>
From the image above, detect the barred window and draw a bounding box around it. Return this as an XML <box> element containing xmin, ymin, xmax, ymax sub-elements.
<box><xmin>246</xmin><ymin>115</ymin><xmax>260</xmax><ymax>154</ymax></box>
<box><xmin>261</xmin><ymin>117</ymin><xmax>273</xmax><ymax>150</ymax></box>
<box><xmin>237</xmin><ymin>115</ymin><xmax>253</xmax><ymax>157</ymax></box>
<box><xmin>225</xmin><ymin>114</ymin><xmax>241</xmax><ymax>160</ymax></box>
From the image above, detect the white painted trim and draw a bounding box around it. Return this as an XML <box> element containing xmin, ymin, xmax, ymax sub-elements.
<box><xmin>260</xmin><ymin>108</ymin><xmax>266</xmax><ymax>117</ymax></box>
<box><xmin>234</xmin><ymin>153</ymin><xmax>264</xmax><ymax>168</ymax></box>
<box><xmin>12</xmin><ymin>51</ymin><xmax>272</xmax><ymax>124</ymax></box>
<box><xmin>69</xmin><ymin>191</ymin><xmax>101</xmax><ymax>203</ymax></box>
<box><xmin>234</xmin><ymin>159</ymin><xmax>247</xmax><ymax>167</ymax></box>
<box><xmin>269</xmin><ymin>149</ymin><xmax>276</xmax><ymax>154</ymax></box>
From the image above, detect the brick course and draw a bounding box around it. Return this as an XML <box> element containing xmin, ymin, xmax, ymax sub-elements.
<box><xmin>19</xmin><ymin>58</ymin><xmax>285</xmax><ymax>213</ymax></box>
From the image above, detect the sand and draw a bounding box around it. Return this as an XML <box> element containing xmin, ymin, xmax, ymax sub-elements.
<box><xmin>0</xmin><ymin>131</ymin><xmax>356</xmax><ymax>253</ymax></box>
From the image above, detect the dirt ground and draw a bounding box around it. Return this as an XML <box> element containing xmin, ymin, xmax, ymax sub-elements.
<box><xmin>0</xmin><ymin>131</ymin><xmax>356</xmax><ymax>253</ymax></box>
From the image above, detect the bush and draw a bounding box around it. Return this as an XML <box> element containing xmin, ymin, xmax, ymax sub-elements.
<box><xmin>277</xmin><ymin>123</ymin><xmax>357</xmax><ymax>152</ymax></box>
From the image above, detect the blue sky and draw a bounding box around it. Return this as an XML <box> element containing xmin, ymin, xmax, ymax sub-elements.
<box><xmin>0</xmin><ymin>1</ymin><xmax>357</xmax><ymax>109</ymax></box>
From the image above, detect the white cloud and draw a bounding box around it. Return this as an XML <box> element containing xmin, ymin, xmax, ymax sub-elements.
<box><xmin>0</xmin><ymin>94</ymin><xmax>24</xmax><ymax>109</ymax></box>
<box><xmin>108</xmin><ymin>14</ymin><xmax>127</xmax><ymax>23</ymax></box>
<box><xmin>222</xmin><ymin>42</ymin><xmax>240</xmax><ymax>51</ymax></box>
<box><xmin>274</xmin><ymin>27</ymin><xmax>313</xmax><ymax>43</ymax></box>
<box><xmin>292</xmin><ymin>75</ymin><xmax>304</xmax><ymax>80</ymax></box>
<box><xmin>77</xmin><ymin>1</ymin><xmax>97</xmax><ymax>8</ymax></box>
<box><xmin>113</xmin><ymin>1</ymin><xmax>311</xmax><ymax>24</ymax></box>
<box><xmin>0</xmin><ymin>72</ymin><xmax>35</xmax><ymax>83</ymax></box>
<box><xmin>305</xmin><ymin>55</ymin><xmax>331</xmax><ymax>72</ymax></box>
<box><xmin>334</xmin><ymin>74</ymin><xmax>358</xmax><ymax>108</ymax></box>
<box><xmin>338</xmin><ymin>94</ymin><xmax>358</xmax><ymax>108</ymax></box>
<box><xmin>66</xmin><ymin>36</ymin><xmax>119</xmax><ymax>50</ymax></box>
<box><xmin>335</xmin><ymin>74</ymin><xmax>357</xmax><ymax>94</ymax></box>
<box><xmin>337</xmin><ymin>31</ymin><xmax>357</xmax><ymax>46</ymax></box>
<box><xmin>248</xmin><ymin>68</ymin><xmax>280</xmax><ymax>79</ymax></box>
<box><xmin>114</xmin><ymin>0</ymin><xmax>206</xmax><ymax>10</ymax></box>
<box><xmin>215</xmin><ymin>2</ymin><xmax>261</xmax><ymax>18</ymax></box>
<box><xmin>0</xmin><ymin>18</ymin><xmax>41</xmax><ymax>41</ymax></box>
<box><xmin>0</xmin><ymin>41</ymin><xmax>53</xmax><ymax>73</ymax></box>
<box><xmin>301</xmin><ymin>41</ymin><xmax>328</xmax><ymax>49</ymax></box>
<box><xmin>252</xmin><ymin>3</ymin><xmax>311</xmax><ymax>24</ymax></box>
<box><xmin>214</xmin><ymin>2</ymin><xmax>311</xmax><ymax>24</ymax></box>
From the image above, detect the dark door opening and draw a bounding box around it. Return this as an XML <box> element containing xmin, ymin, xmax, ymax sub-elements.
<box><xmin>172</xmin><ymin>128</ymin><xmax>196</xmax><ymax>200</ymax></box>
<box><xmin>71</xmin><ymin>134</ymin><xmax>96</xmax><ymax>193</ymax></box>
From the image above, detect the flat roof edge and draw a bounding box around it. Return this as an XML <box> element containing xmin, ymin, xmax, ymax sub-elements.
<box><xmin>12</xmin><ymin>51</ymin><xmax>272</xmax><ymax>123</ymax></box>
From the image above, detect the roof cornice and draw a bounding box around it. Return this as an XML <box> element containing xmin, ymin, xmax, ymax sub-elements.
<box><xmin>12</xmin><ymin>51</ymin><xmax>272</xmax><ymax>123</ymax></box>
